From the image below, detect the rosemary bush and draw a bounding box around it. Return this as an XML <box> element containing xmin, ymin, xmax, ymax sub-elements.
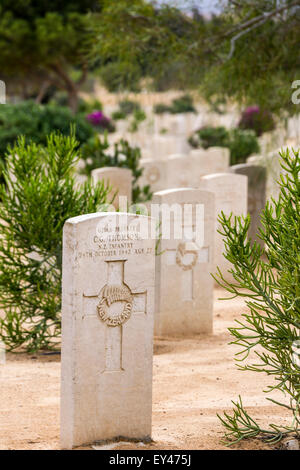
<box><xmin>0</xmin><ymin>133</ymin><xmax>109</xmax><ymax>352</ymax></box>
<box><xmin>216</xmin><ymin>148</ymin><xmax>300</xmax><ymax>445</ymax></box>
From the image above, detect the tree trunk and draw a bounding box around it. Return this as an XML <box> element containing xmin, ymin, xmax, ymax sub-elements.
<box><xmin>35</xmin><ymin>81</ymin><xmax>51</xmax><ymax>104</ymax></box>
<box><xmin>67</xmin><ymin>87</ymin><xmax>79</xmax><ymax>114</ymax></box>
<box><xmin>50</xmin><ymin>63</ymin><xmax>80</xmax><ymax>114</ymax></box>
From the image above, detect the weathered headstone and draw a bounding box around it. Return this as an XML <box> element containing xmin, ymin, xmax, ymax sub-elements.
<box><xmin>139</xmin><ymin>158</ymin><xmax>168</xmax><ymax>193</ymax></box>
<box><xmin>141</xmin><ymin>151</ymin><xmax>228</xmax><ymax>193</ymax></box>
<box><xmin>230</xmin><ymin>164</ymin><xmax>266</xmax><ymax>247</ymax></box>
<box><xmin>165</xmin><ymin>154</ymin><xmax>193</xmax><ymax>188</ymax></box>
<box><xmin>152</xmin><ymin>188</ymin><xmax>215</xmax><ymax>336</ymax></box>
<box><xmin>167</xmin><ymin>113</ymin><xmax>196</xmax><ymax>137</ymax></box>
<box><xmin>189</xmin><ymin>147</ymin><xmax>230</xmax><ymax>177</ymax></box>
<box><xmin>247</xmin><ymin>147</ymin><xmax>288</xmax><ymax>202</ymax></box>
<box><xmin>199</xmin><ymin>173</ymin><xmax>247</xmax><ymax>283</ymax></box>
<box><xmin>148</xmin><ymin>134</ymin><xmax>190</xmax><ymax>159</ymax></box>
<box><xmin>61</xmin><ymin>212</ymin><xmax>155</xmax><ymax>449</ymax></box>
<box><xmin>92</xmin><ymin>167</ymin><xmax>132</xmax><ymax>209</ymax></box>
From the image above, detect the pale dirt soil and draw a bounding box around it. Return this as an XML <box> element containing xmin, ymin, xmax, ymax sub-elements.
<box><xmin>0</xmin><ymin>288</ymin><xmax>292</xmax><ymax>450</ymax></box>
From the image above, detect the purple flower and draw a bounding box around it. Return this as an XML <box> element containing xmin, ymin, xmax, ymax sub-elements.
<box><xmin>238</xmin><ymin>106</ymin><xmax>275</xmax><ymax>136</ymax></box>
<box><xmin>86</xmin><ymin>110</ymin><xmax>110</xmax><ymax>128</ymax></box>
<box><xmin>244</xmin><ymin>106</ymin><xmax>260</xmax><ymax>116</ymax></box>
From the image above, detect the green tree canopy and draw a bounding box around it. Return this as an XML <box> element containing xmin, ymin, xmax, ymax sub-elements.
<box><xmin>90</xmin><ymin>0</ymin><xmax>212</xmax><ymax>91</ymax></box>
<box><xmin>91</xmin><ymin>0</ymin><xmax>300</xmax><ymax>114</ymax></box>
<box><xmin>201</xmin><ymin>0</ymin><xmax>300</xmax><ymax>115</ymax></box>
<box><xmin>0</xmin><ymin>0</ymin><xmax>101</xmax><ymax>111</ymax></box>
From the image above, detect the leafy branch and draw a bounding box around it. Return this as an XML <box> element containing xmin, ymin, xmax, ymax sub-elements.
<box><xmin>0</xmin><ymin>131</ymin><xmax>109</xmax><ymax>352</ymax></box>
<box><xmin>214</xmin><ymin>147</ymin><xmax>300</xmax><ymax>445</ymax></box>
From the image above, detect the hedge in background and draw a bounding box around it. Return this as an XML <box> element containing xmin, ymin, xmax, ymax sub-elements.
<box><xmin>0</xmin><ymin>101</ymin><xmax>95</xmax><ymax>159</ymax></box>
<box><xmin>154</xmin><ymin>94</ymin><xmax>196</xmax><ymax>114</ymax></box>
<box><xmin>188</xmin><ymin>126</ymin><xmax>260</xmax><ymax>165</ymax></box>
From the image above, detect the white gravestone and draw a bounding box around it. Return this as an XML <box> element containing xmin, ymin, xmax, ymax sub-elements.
<box><xmin>165</xmin><ymin>151</ymin><xmax>230</xmax><ymax>189</ymax></box>
<box><xmin>92</xmin><ymin>167</ymin><xmax>132</xmax><ymax>209</ymax></box>
<box><xmin>189</xmin><ymin>147</ymin><xmax>230</xmax><ymax>177</ymax></box>
<box><xmin>247</xmin><ymin>147</ymin><xmax>289</xmax><ymax>203</ymax></box>
<box><xmin>199</xmin><ymin>173</ymin><xmax>247</xmax><ymax>283</ymax></box>
<box><xmin>230</xmin><ymin>164</ymin><xmax>266</xmax><ymax>248</ymax></box>
<box><xmin>61</xmin><ymin>212</ymin><xmax>155</xmax><ymax>449</ymax></box>
<box><xmin>152</xmin><ymin>188</ymin><xmax>215</xmax><ymax>336</ymax></box>
<box><xmin>139</xmin><ymin>158</ymin><xmax>168</xmax><ymax>193</ymax></box>
<box><xmin>167</xmin><ymin>113</ymin><xmax>196</xmax><ymax>137</ymax></box>
<box><xmin>148</xmin><ymin>134</ymin><xmax>190</xmax><ymax>159</ymax></box>
<box><xmin>165</xmin><ymin>154</ymin><xmax>194</xmax><ymax>188</ymax></box>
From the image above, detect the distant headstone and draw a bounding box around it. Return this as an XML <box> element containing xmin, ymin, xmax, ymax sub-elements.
<box><xmin>199</xmin><ymin>173</ymin><xmax>247</xmax><ymax>283</ymax></box>
<box><xmin>139</xmin><ymin>158</ymin><xmax>168</xmax><ymax>193</ymax></box>
<box><xmin>148</xmin><ymin>134</ymin><xmax>190</xmax><ymax>159</ymax></box>
<box><xmin>165</xmin><ymin>154</ymin><xmax>192</xmax><ymax>188</ymax></box>
<box><xmin>190</xmin><ymin>147</ymin><xmax>230</xmax><ymax>177</ymax></box>
<box><xmin>167</xmin><ymin>113</ymin><xmax>196</xmax><ymax>137</ymax></box>
<box><xmin>247</xmin><ymin>147</ymin><xmax>288</xmax><ymax>202</ymax></box>
<box><xmin>92</xmin><ymin>167</ymin><xmax>132</xmax><ymax>209</ymax></box>
<box><xmin>140</xmin><ymin>149</ymin><xmax>230</xmax><ymax>194</ymax></box>
<box><xmin>61</xmin><ymin>212</ymin><xmax>155</xmax><ymax>449</ymax></box>
<box><xmin>152</xmin><ymin>188</ymin><xmax>214</xmax><ymax>336</ymax></box>
<box><xmin>230</xmin><ymin>164</ymin><xmax>266</xmax><ymax>247</ymax></box>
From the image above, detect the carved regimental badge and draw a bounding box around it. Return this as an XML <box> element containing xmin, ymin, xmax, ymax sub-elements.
<box><xmin>97</xmin><ymin>284</ymin><xmax>133</xmax><ymax>327</ymax></box>
<box><xmin>176</xmin><ymin>242</ymin><xmax>198</xmax><ymax>271</ymax></box>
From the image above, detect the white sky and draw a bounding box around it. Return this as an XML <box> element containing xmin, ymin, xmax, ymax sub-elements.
<box><xmin>153</xmin><ymin>0</ymin><xmax>225</xmax><ymax>14</ymax></box>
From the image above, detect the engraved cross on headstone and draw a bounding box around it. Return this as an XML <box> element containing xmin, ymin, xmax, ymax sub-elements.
<box><xmin>166</xmin><ymin>240</ymin><xmax>209</xmax><ymax>302</ymax></box>
<box><xmin>83</xmin><ymin>260</ymin><xmax>147</xmax><ymax>372</ymax></box>
<box><xmin>166</xmin><ymin>218</ymin><xmax>209</xmax><ymax>301</ymax></box>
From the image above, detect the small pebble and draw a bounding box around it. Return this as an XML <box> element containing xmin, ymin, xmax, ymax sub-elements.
<box><xmin>284</xmin><ymin>439</ymin><xmax>299</xmax><ymax>450</ymax></box>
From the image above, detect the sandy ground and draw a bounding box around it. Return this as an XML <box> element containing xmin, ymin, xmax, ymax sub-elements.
<box><xmin>0</xmin><ymin>288</ymin><xmax>292</xmax><ymax>450</ymax></box>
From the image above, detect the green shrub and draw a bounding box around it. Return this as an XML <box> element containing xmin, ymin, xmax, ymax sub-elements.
<box><xmin>111</xmin><ymin>100</ymin><xmax>143</xmax><ymax>122</ymax></box>
<box><xmin>111</xmin><ymin>110</ymin><xmax>127</xmax><ymax>121</ymax></box>
<box><xmin>50</xmin><ymin>93</ymin><xmax>103</xmax><ymax>114</ymax></box>
<box><xmin>0</xmin><ymin>133</ymin><xmax>109</xmax><ymax>352</ymax></box>
<box><xmin>216</xmin><ymin>148</ymin><xmax>300</xmax><ymax>445</ymax></box>
<box><xmin>228</xmin><ymin>129</ymin><xmax>260</xmax><ymax>165</ymax></box>
<box><xmin>153</xmin><ymin>103</ymin><xmax>172</xmax><ymax>114</ymax></box>
<box><xmin>80</xmin><ymin>134</ymin><xmax>152</xmax><ymax>203</ymax></box>
<box><xmin>119</xmin><ymin>100</ymin><xmax>142</xmax><ymax>116</ymax></box>
<box><xmin>188</xmin><ymin>126</ymin><xmax>260</xmax><ymax>165</ymax></box>
<box><xmin>128</xmin><ymin>108</ymin><xmax>147</xmax><ymax>133</ymax></box>
<box><xmin>0</xmin><ymin>101</ymin><xmax>94</xmax><ymax>160</ymax></box>
<box><xmin>188</xmin><ymin>126</ymin><xmax>229</xmax><ymax>149</ymax></box>
<box><xmin>78</xmin><ymin>98</ymin><xmax>103</xmax><ymax>114</ymax></box>
<box><xmin>99</xmin><ymin>62</ymin><xmax>141</xmax><ymax>93</ymax></box>
<box><xmin>170</xmin><ymin>94</ymin><xmax>196</xmax><ymax>114</ymax></box>
<box><xmin>154</xmin><ymin>94</ymin><xmax>196</xmax><ymax>114</ymax></box>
